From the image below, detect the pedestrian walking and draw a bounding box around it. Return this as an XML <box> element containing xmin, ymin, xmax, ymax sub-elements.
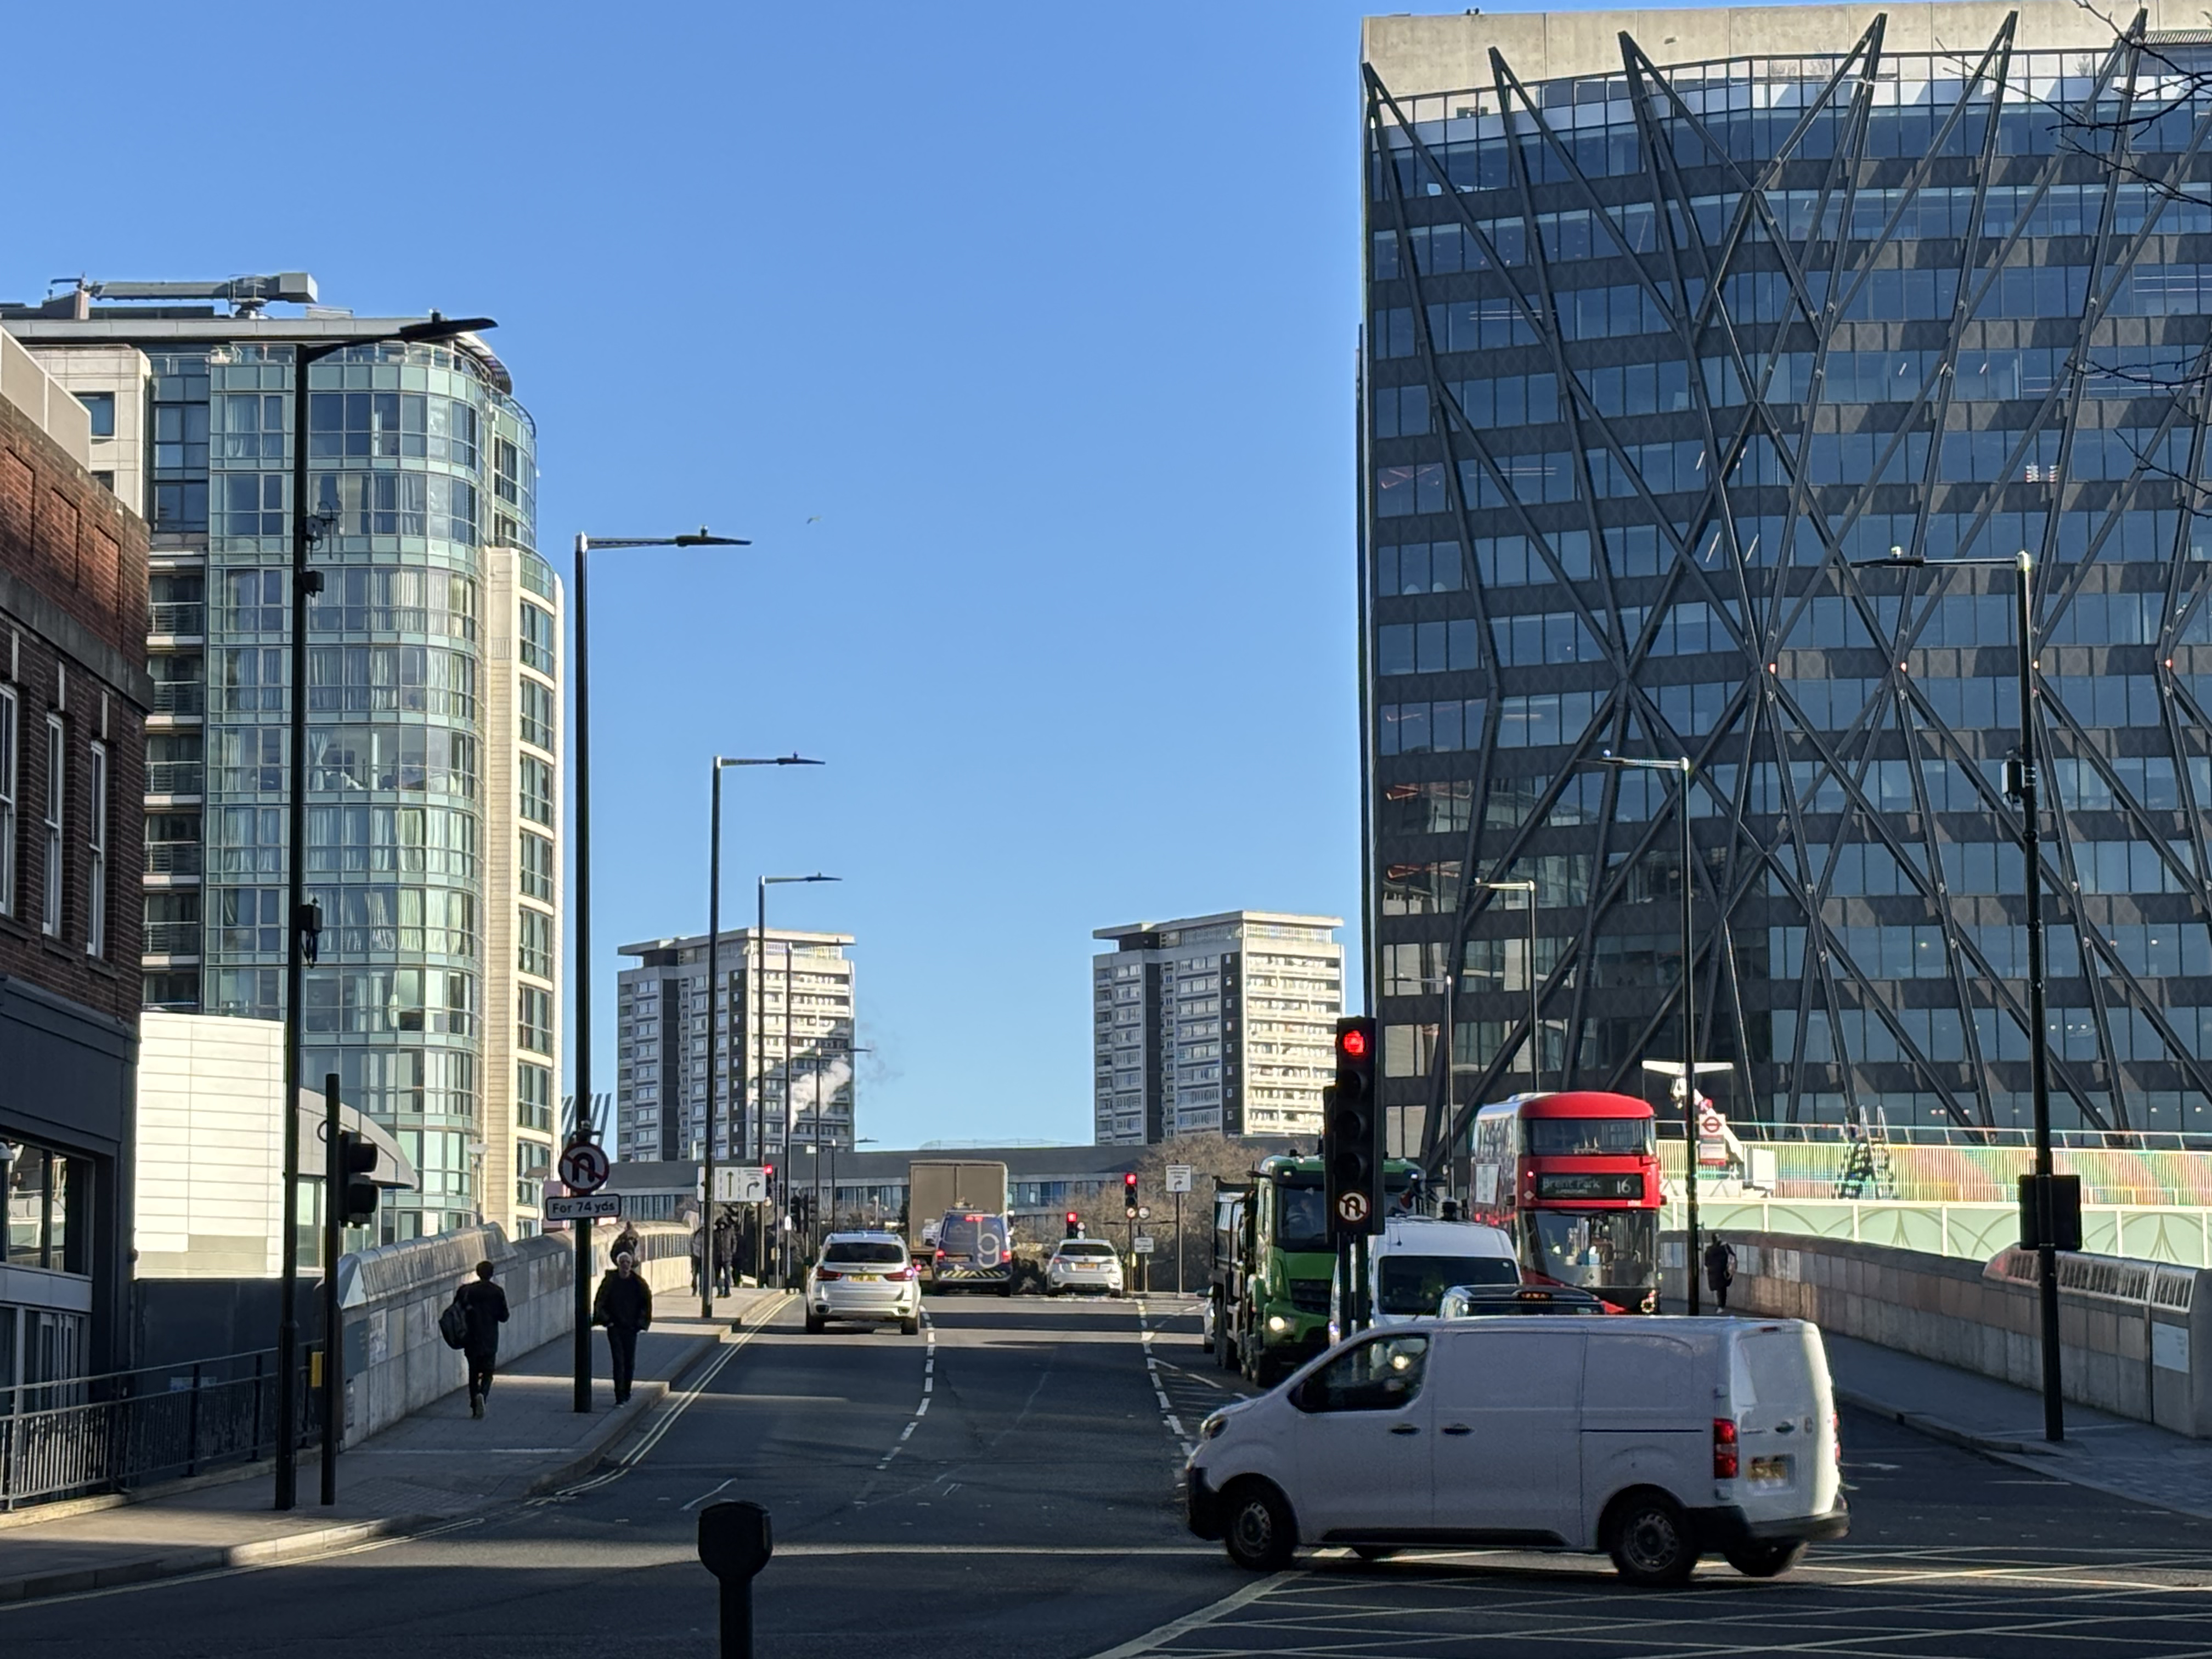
<box><xmin>1703</xmin><ymin>1236</ymin><xmax>1737</xmax><ymax>1311</ymax></box>
<box><xmin>453</xmin><ymin>1260</ymin><xmax>509</xmax><ymax>1418</ymax></box>
<box><xmin>610</xmin><ymin>1220</ymin><xmax>641</xmax><ymax>1264</ymax></box>
<box><xmin>689</xmin><ymin>1226</ymin><xmax>707</xmax><ymax>1295</ymax></box>
<box><xmin>592</xmin><ymin>1250</ymin><xmax>654</xmax><ymax>1404</ymax></box>
<box><xmin>713</xmin><ymin>1221</ymin><xmax>736</xmax><ymax>1297</ymax></box>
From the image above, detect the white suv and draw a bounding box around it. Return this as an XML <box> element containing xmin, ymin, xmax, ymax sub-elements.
<box><xmin>1045</xmin><ymin>1238</ymin><xmax>1125</xmax><ymax>1296</ymax></box>
<box><xmin>805</xmin><ymin>1233</ymin><xmax>921</xmax><ymax>1334</ymax></box>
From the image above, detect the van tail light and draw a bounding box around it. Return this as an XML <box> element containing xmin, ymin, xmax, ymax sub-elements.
<box><xmin>816</xmin><ymin>1269</ymin><xmax>842</xmax><ymax>1282</ymax></box>
<box><xmin>1713</xmin><ymin>1418</ymin><xmax>1740</xmax><ymax>1480</ymax></box>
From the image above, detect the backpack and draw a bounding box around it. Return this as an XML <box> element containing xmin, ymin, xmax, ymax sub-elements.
<box><xmin>439</xmin><ymin>1291</ymin><xmax>471</xmax><ymax>1351</ymax></box>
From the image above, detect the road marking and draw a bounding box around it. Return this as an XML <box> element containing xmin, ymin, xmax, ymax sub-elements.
<box><xmin>1082</xmin><ymin>1570</ymin><xmax>1297</xmax><ymax>1659</ymax></box>
<box><xmin>1134</xmin><ymin>1297</ymin><xmax>1197</xmax><ymax>1459</ymax></box>
<box><xmin>875</xmin><ymin>1308</ymin><xmax>936</xmax><ymax>1471</ymax></box>
<box><xmin>681</xmin><ymin>1477</ymin><xmax>736</xmax><ymax>1512</ymax></box>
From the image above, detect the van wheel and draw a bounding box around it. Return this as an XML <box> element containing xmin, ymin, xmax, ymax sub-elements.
<box><xmin>1221</xmin><ymin>1479</ymin><xmax>1296</xmax><ymax>1572</ymax></box>
<box><xmin>1607</xmin><ymin>1492</ymin><xmax>1696</xmax><ymax>1587</ymax></box>
<box><xmin>1724</xmin><ymin>1541</ymin><xmax>1804</xmax><ymax>1578</ymax></box>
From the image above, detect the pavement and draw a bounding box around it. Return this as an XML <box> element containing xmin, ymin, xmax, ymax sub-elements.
<box><xmin>9</xmin><ymin>1290</ymin><xmax>2212</xmax><ymax>1657</ymax></box>
<box><xmin>0</xmin><ymin>1287</ymin><xmax>787</xmax><ymax>1605</ymax></box>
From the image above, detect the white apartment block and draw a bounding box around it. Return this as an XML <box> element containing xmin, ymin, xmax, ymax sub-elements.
<box><xmin>1093</xmin><ymin>911</ymin><xmax>1344</xmax><ymax>1146</ymax></box>
<box><xmin>616</xmin><ymin>928</ymin><xmax>857</xmax><ymax>1165</ymax></box>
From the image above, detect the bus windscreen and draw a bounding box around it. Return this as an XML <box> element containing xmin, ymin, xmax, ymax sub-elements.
<box><xmin>1531</xmin><ymin>1210</ymin><xmax>1657</xmax><ymax>1288</ymax></box>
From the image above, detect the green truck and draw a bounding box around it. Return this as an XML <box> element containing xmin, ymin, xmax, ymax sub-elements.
<box><xmin>1207</xmin><ymin>1154</ymin><xmax>1421</xmax><ymax>1386</ymax></box>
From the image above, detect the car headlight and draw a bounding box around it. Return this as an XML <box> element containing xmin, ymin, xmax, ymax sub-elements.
<box><xmin>1267</xmin><ymin>1314</ymin><xmax>1288</xmax><ymax>1333</ymax></box>
<box><xmin>1201</xmin><ymin>1411</ymin><xmax>1229</xmax><ymax>1441</ymax></box>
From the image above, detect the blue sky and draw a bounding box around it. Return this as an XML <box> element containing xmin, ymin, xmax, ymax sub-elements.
<box><xmin>4</xmin><ymin>1</ymin><xmax>1593</xmax><ymax>1149</ymax></box>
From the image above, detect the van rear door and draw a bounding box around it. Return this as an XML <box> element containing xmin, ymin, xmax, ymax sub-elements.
<box><xmin>1728</xmin><ymin>1323</ymin><xmax>1836</xmax><ymax>1525</ymax></box>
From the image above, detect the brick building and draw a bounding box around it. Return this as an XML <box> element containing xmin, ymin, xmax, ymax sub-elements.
<box><xmin>0</xmin><ymin>328</ymin><xmax>150</xmax><ymax>1381</ymax></box>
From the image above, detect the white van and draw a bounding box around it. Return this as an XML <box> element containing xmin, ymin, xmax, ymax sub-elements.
<box><xmin>1327</xmin><ymin>1214</ymin><xmax>1520</xmax><ymax>1344</ymax></box>
<box><xmin>1186</xmin><ymin>1314</ymin><xmax>1846</xmax><ymax>1585</ymax></box>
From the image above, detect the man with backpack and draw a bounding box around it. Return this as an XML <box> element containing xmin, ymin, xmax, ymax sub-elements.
<box><xmin>1703</xmin><ymin>1235</ymin><xmax>1739</xmax><ymax>1312</ymax></box>
<box><xmin>592</xmin><ymin>1250</ymin><xmax>653</xmax><ymax>1404</ymax></box>
<box><xmin>450</xmin><ymin>1260</ymin><xmax>509</xmax><ymax>1418</ymax></box>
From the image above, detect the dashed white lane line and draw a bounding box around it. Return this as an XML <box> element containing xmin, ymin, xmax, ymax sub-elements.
<box><xmin>1135</xmin><ymin>1297</ymin><xmax>1196</xmax><ymax>1459</ymax></box>
<box><xmin>876</xmin><ymin>1311</ymin><xmax>938</xmax><ymax>1471</ymax></box>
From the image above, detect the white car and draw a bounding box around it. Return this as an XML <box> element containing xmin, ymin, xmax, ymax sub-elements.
<box><xmin>1045</xmin><ymin>1238</ymin><xmax>1125</xmax><ymax>1296</ymax></box>
<box><xmin>805</xmin><ymin>1233</ymin><xmax>921</xmax><ymax>1334</ymax></box>
<box><xmin>1186</xmin><ymin>1314</ymin><xmax>1846</xmax><ymax>1584</ymax></box>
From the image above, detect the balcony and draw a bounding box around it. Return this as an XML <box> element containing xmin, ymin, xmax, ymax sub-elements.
<box><xmin>149</xmin><ymin>681</ymin><xmax>204</xmax><ymax>718</ymax></box>
<box><xmin>145</xmin><ymin>761</ymin><xmax>204</xmax><ymax>798</ymax></box>
<box><xmin>142</xmin><ymin>922</ymin><xmax>202</xmax><ymax>957</ymax></box>
<box><xmin>144</xmin><ymin>842</ymin><xmax>202</xmax><ymax>878</ymax></box>
<box><xmin>148</xmin><ymin>602</ymin><xmax>205</xmax><ymax>637</ymax></box>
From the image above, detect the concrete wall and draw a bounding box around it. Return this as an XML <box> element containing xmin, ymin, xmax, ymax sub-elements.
<box><xmin>336</xmin><ymin>1219</ymin><xmax>695</xmax><ymax>1443</ymax></box>
<box><xmin>1687</xmin><ymin>1231</ymin><xmax>2212</xmax><ymax>1437</ymax></box>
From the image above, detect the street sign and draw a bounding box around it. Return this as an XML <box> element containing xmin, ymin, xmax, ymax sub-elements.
<box><xmin>1133</xmin><ymin>1236</ymin><xmax>1155</xmax><ymax>1254</ymax></box>
<box><xmin>713</xmin><ymin>1165</ymin><xmax>768</xmax><ymax>1204</ymax></box>
<box><xmin>545</xmin><ymin>1193</ymin><xmax>621</xmax><ymax>1221</ymax></box>
<box><xmin>1164</xmin><ymin>1165</ymin><xmax>1193</xmax><ymax>1194</ymax></box>
<box><xmin>559</xmin><ymin>1142</ymin><xmax>611</xmax><ymax>1193</ymax></box>
<box><xmin>1137</xmin><ymin>1205</ymin><xmax>1151</xmax><ymax>1220</ymax></box>
<box><xmin>1335</xmin><ymin>1190</ymin><xmax>1371</xmax><ymax>1226</ymax></box>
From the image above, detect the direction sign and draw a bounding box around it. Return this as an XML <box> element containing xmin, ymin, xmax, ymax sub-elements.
<box><xmin>1133</xmin><ymin>1235</ymin><xmax>1156</xmax><ymax>1254</ymax></box>
<box><xmin>558</xmin><ymin>1142</ymin><xmax>611</xmax><ymax>1193</ymax></box>
<box><xmin>1335</xmin><ymin>1190</ymin><xmax>1372</xmax><ymax>1226</ymax></box>
<box><xmin>712</xmin><ymin>1165</ymin><xmax>768</xmax><ymax>1204</ymax></box>
<box><xmin>1164</xmin><ymin>1165</ymin><xmax>1193</xmax><ymax>1194</ymax></box>
<box><xmin>545</xmin><ymin>1193</ymin><xmax>621</xmax><ymax>1221</ymax></box>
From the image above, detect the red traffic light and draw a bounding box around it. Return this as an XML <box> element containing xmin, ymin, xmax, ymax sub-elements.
<box><xmin>1066</xmin><ymin>1211</ymin><xmax>1078</xmax><ymax>1226</ymax></box>
<box><xmin>764</xmin><ymin>1164</ymin><xmax>774</xmax><ymax>1176</ymax></box>
<box><xmin>1338</xmin><ymin>1026</ymin><xmax>1369</xmax><ymax>1060</ymax></box>
<box><xmin>1124</xmin><ymin>1172</ymin><xmax>1137</xmax><ymax>1189</ymax></box>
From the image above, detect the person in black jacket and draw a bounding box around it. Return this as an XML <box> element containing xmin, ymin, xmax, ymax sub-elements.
<box><xmin>454</xmin><ymin>1260</ymin><xmax>510</xmax><ymax>1418</ymax></box>
<box><xmin>593</xmin><ymin>1251</ymin><xmax>653</xmax><ymax>1403</ymax></box>
<box><xmin>1703</xmin><ymin>1236</ymin><xmax>1738</xmax><ymax>1311</ymax></box>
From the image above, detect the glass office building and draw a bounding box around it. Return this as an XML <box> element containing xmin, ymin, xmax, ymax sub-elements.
<box><xmin>8</xmin><ymin>281</ymin><xmax>549</xmax><ymax>1236</ymax></box>
<box><xmin>1361</xmin><ymin>5</ymin><xmax>2212</xmax><ymax>1159</ymax></box>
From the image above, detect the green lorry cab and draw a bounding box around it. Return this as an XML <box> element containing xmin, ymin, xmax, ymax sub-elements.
<box><xmin>1207</xmin><ymin>1154</ymin><xmax>1421</xmax><ymax>1386</ymax></box>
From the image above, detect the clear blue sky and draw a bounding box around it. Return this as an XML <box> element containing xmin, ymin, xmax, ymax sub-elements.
<box><xmin>5</xmin><ymin>1</ymin><xmax>1585</xmax><ymax>1149</ymax></box>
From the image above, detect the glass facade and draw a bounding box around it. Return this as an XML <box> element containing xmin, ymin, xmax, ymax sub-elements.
<box><xmin>1364</xmin><ymin>22</ymin><xmax>2212</xmax><ymax>1155</ymax></box>
<box><xmin>145</xmin><ymin>339</ymin><xmax>535</xmax><ymax>1236</ymax></box>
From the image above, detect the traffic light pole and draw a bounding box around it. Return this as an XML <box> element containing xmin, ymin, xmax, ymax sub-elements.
<box><xmin>319</xmin><ymin>1070</ymin><xmax>342</xmax><ymax>1505</ymax></box>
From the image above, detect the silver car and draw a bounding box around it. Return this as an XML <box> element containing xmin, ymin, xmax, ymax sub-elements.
<box><xmin>805</xmin><ymin>1233</ymin><xmax>921</xmax><ymax>1334</ymax></box>
<box><xmin>1045</xmin><ymin>1238</ymin><xmax>1125</xmax><ymax>1296</ymax></box>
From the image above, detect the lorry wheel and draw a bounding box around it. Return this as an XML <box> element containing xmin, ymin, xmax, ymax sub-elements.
<box><xmin>1607</xmin><ymin>1492</ymin><xmax>1697</xmax><ymax>1587</ymax></box>
<box><xmin>1220</xmin><ymin>1479</ymin><xmax>1297</xmax><ymax>1572</ymax></box>
<box><xmin>1723</xmin><ymin>1542</ymin><xmax>1804</xmax><ymax>1578</ymax></box>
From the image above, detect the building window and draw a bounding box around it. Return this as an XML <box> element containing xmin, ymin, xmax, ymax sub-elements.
<box><xmin>519</xmin><ymin>678</ymin><xmax>555</xmax><ymax>753</ymax></box>
<box><xmin>520</xmin><ymin>830</ymin><xmax>554</xmax><ymax>901</ymax></box>
<box><xmin>518</xmin><ymin>1060</ymin><xmax>554</xmax><ymax>1132</ymax></box>
<box><xmin>520</xmin><ymin>755</ymin><xmax>554</xmax><ymax>827</ymax></box>
<box><xmin>42</xmin><ymin>716</ymin><xmax>64</xmax><ymax>937</ymax></box>
<box><xmin>0</xmin><ymin>686</ymin><xmax>14</xmax><ymax>916</ymax></box>
<box><xmin>519</xmin><ymin>985</ymin><xmax>553</xmax><ymax>1055</ymax></box>
<box><xmin>518</xmin><ymin>905</ymin><xmax>553</xmax><ymax>979</ymax></box>
<box><xmin>519</xmin><ymin>602</ymin><xmax>555</xmax><ymax>675</ymax></box>
<box><xmin>86</xmin><ymin>742</ymin><xmax>107</xmax><ymax>957</ymax></box>
<box><xmin>75</xmin><ymin>391</ymin><xmax>116</xmax><ymax>438</ymax></box>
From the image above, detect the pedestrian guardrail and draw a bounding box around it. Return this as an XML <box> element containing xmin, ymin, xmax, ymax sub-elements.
<box><xmin>0</xmin><ymin>1350</ymin><xmax>317</xmax><ymax>1510</ymax></box>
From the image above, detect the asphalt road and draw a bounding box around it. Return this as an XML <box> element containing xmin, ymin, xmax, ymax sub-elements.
<box><xmin>8</xmin><ymin>1295</ymin><xmax>2212</xmax><ymax>1658</ymax></box>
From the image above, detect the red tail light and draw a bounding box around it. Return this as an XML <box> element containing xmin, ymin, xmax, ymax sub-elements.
<box><xmin>1832</xmin><ymin>1410</ymin><xmax>1842</xmax><ymax>1467</ymax></box>
<box><xmin>815</xmin><ymin>1269</ymin><xmax>842</xmax><ymax>1282</ymax></box>
<box><xmin>894</xmin><ymin>1264</ymin><xmax>919</xmax><ymax>1280</ymax></box>
<box><xmin>934</xmin><ymin>1248</ymin><xmax>946</xmax><ymax>1260</ymax></box>
<box><xmin>1713</xmin><ymin>1418</ymin><xmax>1739</xmax><ymax>1480</ymax></box>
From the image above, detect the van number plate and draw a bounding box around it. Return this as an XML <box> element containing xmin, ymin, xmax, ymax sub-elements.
<box><xmin>1747</xmin><ymin>1455</ymin><xmax>1794</xmax><ymax>1485</ymax></box>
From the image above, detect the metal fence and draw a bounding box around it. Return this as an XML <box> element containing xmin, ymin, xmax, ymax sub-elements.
<box><xmin>0</xmin><ymin>1350</ymin><xmax>316</xmax><ymax>1510</ymax></box>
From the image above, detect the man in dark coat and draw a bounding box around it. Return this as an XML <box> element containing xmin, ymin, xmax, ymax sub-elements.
<box><xmin>1703</xmin><ymin>1236</ymin><xmax>1738</xmax><ymax>1311</ymax></box>
<box><xmin>593</xmin><ymin>1250</ymin><xmax>654</xmax><ymax>1404</ymax></box>
<box><xmin>454</xmin><ymin>1260</ymin><xmax>510</xmax><ymax>1418</ymax></box>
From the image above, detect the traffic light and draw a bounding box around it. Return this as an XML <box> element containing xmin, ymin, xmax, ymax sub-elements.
<box><xmin>1065</xmin><ymin>1211</ymin><xmax>1081</xmax><ymax>1239</ymax></box>
<box><xmin>1123</xmin><ymin>1170</ymin><xmax>1138</xmax><ymax>1220</ymax></box>
<box><xmin>1324</xmin><ymin>1015</ymin><xmax>1381</xmax><ymax>1242</ymax></box>
<box><xmin>764</xmin><ymin>1163</ymin><xmax>775</xmax><ymax>1199</ymax></box>
<box><xmin>334</xmin><ymin>1130</ymin><xmax>379</xmax><ymax>1227</ymax></box>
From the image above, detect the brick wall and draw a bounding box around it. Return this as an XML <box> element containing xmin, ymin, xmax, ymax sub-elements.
<box><xmin>0</xmin><ymin>390</ymin><xmax>149</xmax><ymax>1025</ymax></box>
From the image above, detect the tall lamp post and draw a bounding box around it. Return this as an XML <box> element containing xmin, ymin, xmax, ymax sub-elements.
<box><xmin>571</xmin><ymin>528</ymin><xmax>750</xmax><ymax>1411</ymax></box>
<box><xmin>1588</xmin><ymin>752</ymin><xmax>1700</xmax><ymax>1314</ymax></box>
<box><xmin>1855</xmin><ymin>546</ymin><xmax>2062</xmax><ymax>1440</ymax></box>
<box><xmin>757</xmin><ymin>873</ymin><xmax>839</xmax><ymax>1283</ymax></box>
<box><xmin>703</xmin><ymin>756</ymin><xmax>823</xmax><ymax>1317</ymax></box>
<box><xmin>274</xmin><ymin>312</ymin><xmax>494</xmax><ymax>1513</ymax></box>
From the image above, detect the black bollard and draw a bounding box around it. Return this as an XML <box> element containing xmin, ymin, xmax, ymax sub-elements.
<box><xmin>698</xmin><ymin>1500</ymin><xmax>773</xmax><ymax>1658</ymax></box>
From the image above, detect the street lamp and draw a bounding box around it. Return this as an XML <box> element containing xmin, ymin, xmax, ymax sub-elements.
<box><xmin>757</xmin><ymin>873</ymin><xmax>839</xmax><ymax>1282</ymax></box>
<box><xmin>274</xmin><ymin>311</ymin><xmax>493</xmax><ymax>1513</ymax></box>
<box><xmin>703</xmin><ymin>756</ymin><xmax>823</xmax><ymax>1317</ymax></box>
<box><xmin>1587</xmin><ymin>751</ymin><xmax>1700</xmax><ymax>1314</ymax></box>
<box><xmin>1853</xmin><ymin>545</ymin><xmax>2062</xmax><ymax>1441</ymax></box>
<box><xmin>571</xmin><ymin>527</ymin><xmax>749</xmax><ymax>1410</ymax></box>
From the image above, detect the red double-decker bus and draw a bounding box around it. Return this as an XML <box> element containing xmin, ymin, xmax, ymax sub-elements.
<box><xmin>1466</xmin><ymin>1091</ymin><xmax>1661</xmax><ymax>1312</ymax></box>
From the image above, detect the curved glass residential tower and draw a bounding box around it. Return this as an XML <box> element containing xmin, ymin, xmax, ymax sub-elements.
<box><xmin>1362</xmin><ymin>4</ymin><xmax>2212</xmax><ymax>1160</ymax></box>
<box><xmin>10</xmin><ymin>278</ymin><xmax>556</xmax><ymax>1238</ymax></box>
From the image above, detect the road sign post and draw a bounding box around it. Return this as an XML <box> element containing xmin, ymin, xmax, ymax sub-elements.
<box><xmin>1165</xmin><ymin>1166</ymin><xmax>1192</xmax><ymax>1296</ymax></box>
